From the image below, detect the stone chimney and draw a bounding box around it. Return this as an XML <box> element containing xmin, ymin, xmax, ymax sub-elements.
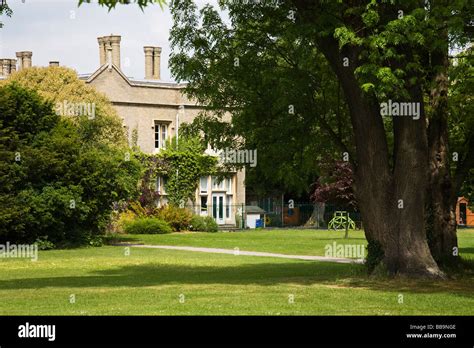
<box><xmin>106</xmin><ymin>42</ymin><xmax>113</xmax><ymax>67</ymax></box>
<box><xmin>1</xmin><ymin>59</ymin><xmax>10</xmax><ymax>76</ymax></box>
<box><xmin>153</xmin><ymin>47</ymin><xmax>161</xmax><ymax>80</ymax></box>
<box><xmin>16</xmin><ymin>52</ymin><xmax>23</xmax><ymax>70</ymax></box>
<box><xmin>49</xmin><ymin>61</ymin><xmax>60</xmax><ymax>67</ymax></box>
<box><xmin>144</xmin><ymin>46</ymin><xmax>154</xmax><ymax>79</ymax></box>
<box><xmin>98</xmin><ymin>35</ymin><xmax>121</xmax><ymax>68</ymax></box>
<box><xmin>22</xmin><ymin>52</ymin><xmax>32</xmax><ymax>69</ymax></box>
<box><xmin>98</xmin><ymin>37</ymin><xmax>106</xmax><ymax>66</ymax></box>
<box><xmin>9</xmin><ymin>59</ymin><xmax>17</xmax><ymax>73</ymax></box>
<box><xmin>14</xmin><ymin>51</ymin><xmax>32</xmax><ymax>71</ymax></box>
<box><xmin>144</xmin><ymin>46</ymin><xmax>162</xmax><ymax>80</ymax></box>
<box><xmin>109</xmin><ymin>35</ymin><xmax>121</xmax><ymax>68</ymax></box>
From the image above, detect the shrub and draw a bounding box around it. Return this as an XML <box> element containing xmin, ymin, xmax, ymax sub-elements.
<box><xmin>0</xmin><ymin>83</ymin><xmax>142</xmax><ymax>246</ymax></box>
<box><xmin>203</xmin><ymin>216</ymin><xmax>219</xmax><ymax>232</ymax></box>
<box><xmin>115</xmin><ymin>209</ymin><xmax>139</xmax><ymax>233</ymax></box>
<box><xmin>156</xmin><ymin>205</ymin><xmax>193</xmax><ymax>231</ymax></box>
<box><xmin>190</xmin><ymin>215</ymin><xmax>219</xmax><ymax>232</ymax></box>
<box><xmin>190</xmin><ymin>215</ymin><xmax>206</xmax><ymax>231</ymax></box>
<box><xmin>123</xmin><ymin>218</ymin><xmax>172</xmax><ymax>235</ymax></box>
<box><xmin>34</xmin><ymin>237</ymin><xmax>55</xmax><ymax>250</ymax></box>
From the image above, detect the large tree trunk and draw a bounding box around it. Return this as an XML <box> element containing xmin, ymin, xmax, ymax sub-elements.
<box><xmin>426</xmin><ymin>20</ymin><xmax>459</xmax><ymax>265</ymax></box>
<box><xmin>292</xmin><ymin>0</ymin><xmax>444</xmax><ymax>277</ymax></box>
<box><xmin>312</xmin><ymin>37</ymin><xmax>443</xmax><ymax>277</ymax></box>
<box><xmin>427</xmin><ymin>93</ymin><xmax>458</xmax><ymax>264</ymax></box>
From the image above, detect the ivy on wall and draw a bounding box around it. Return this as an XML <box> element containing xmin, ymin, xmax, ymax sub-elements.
<box><xmin>137</xmin><ymin>136</ymin><xmax>218</xmax><ymax>208</ymax></box>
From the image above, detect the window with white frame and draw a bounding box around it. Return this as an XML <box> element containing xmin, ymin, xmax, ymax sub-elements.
<box><xmin>154</xmin><ymin>122</ymin><xmax>168</xmax><ymax>149</ymax></box>
<box><xmin>156</xmin><ymin>176</ymin><xmax>166</xmax><ymax>194</ymax></box>
<box><xmin>200</xmin><ymin>176</ymin><xmax>208</xmax><ymax>194</ymax></box>
<box><xmin>212</xmin><ymin>176</ymin><xmax>225</xmax><ymax>190</ymax></box>
<box><xmin>200</xmin><ymin>196</ymin><xmax>208</xmax><ymax>213</ymax></box>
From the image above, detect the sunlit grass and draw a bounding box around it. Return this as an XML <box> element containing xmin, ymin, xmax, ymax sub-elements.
<box><xmin>0</xmin><ymin>229</ymin><xmax>472</xmax><ymax>315</ymax></box>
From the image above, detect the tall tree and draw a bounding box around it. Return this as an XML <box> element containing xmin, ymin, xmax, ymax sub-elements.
<box><xmin>166</xmin><ymin>0</ymin><xmax>473</xmax><ymax>276</ymax></box>
<box><xmin>87</xmin><ymin>0</ymin><xmax>473</xmax><ymax>276</ymax></box>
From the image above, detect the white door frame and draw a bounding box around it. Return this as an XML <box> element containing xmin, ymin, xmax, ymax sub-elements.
<box><xmin>212</xmin><ymin>193</ymin><xmax>225</xmax><ymax>224</ymax></box>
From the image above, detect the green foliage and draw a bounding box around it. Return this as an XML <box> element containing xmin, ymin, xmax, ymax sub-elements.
<box><xmin>3</xmin><ymin>66</ymin><xmax>127</xmax><ymax>149</ymax></box>
<box><xmin>34</xmin><ymin>237</ymin><xmax>56</xmax><ymax>251</ymax></box>
<box><xmin>0</xmin><ymin>1</ymin><xmax>12</xmax><ymax>28</ymax></box>
<box><xmin>124</xmin><ymin>217</ymin><xmax>172</xmax><ymax>235</ymax></box>
<box><xmin>169</xmin><ymin>1</ymin><xmax>350</xmax><ymax>197</ymax></box>
<box><xmin>190</xmin><ymin>215</ymin><xmax>218</xmax><ymax>232</ymax></box>
<box><xmin>156</xmin><ymin>205</ymin><xmax>193</xmax><ymax>232</ymax></box>
<box><xmin>449</xmin><ymin>46</ymin><xmax>474</xmax><ymax>201</ymax></box>
<box><xmin>78</xmin><ymin>0</ymin><xmax>165</xmax><ymax>11</ymax></box>
<box><xmin>0</xmin><ymin>83</ymin><xmax>142</xmax><ymax>245</ymax></box>
<box><xmin>160</xmin><ymin>136</ymin><xmax>217</xmax><ymax>206</ymax></box>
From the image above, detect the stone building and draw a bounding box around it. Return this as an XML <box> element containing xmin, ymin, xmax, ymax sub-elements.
<box><xmin>0</xmin><ymin>35</ymin><xmax>245</xmax><ymax>226</ymax></box>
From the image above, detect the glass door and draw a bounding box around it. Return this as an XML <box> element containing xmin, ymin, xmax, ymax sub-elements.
<box><xmin>212</xmin><ymin>193</ymin><xmax>225</xmax><ymax>224</ymax></box>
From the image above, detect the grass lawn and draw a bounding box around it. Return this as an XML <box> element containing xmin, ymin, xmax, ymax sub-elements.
<box><xmin>0</xmin><ymin>229</ymin><xmax>473</xmax><ymax>315</ymax></box>
<box><xmin>115</xmin><ymin>229</ymin><xmax>474</xmax><ymax>259</ymax></box>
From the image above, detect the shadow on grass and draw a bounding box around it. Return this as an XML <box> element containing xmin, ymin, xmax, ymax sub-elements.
<box><xmin>459</xmin><ymin>247</ymin><xmax>474</xmax><ymax>256</ymax></box>
<box><xmin>103</xmin><ymin>235</ymin><xmax>142</xmax><ymax>244</ymax></box>
<box><xmin>0</xmin><ymin>261</ymin><xmax>361</xmax><ymax>289</ymax></box>
<box><xmin>1</xmin><ymin>258</ymin><xmax>473</xmax><ymax>298</ymax></box>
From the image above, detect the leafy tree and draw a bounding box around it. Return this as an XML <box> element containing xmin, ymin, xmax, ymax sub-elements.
<box><xmin>0</xmin><ymin>83</ymin><xmax>142</xmax><ymax>245</ymax></box>
<box><xmin>78</xmin><ymin>0</ymin><xmax>165</xmax><ymax>10</ymax></box>
<box><xmin>0</xmin><ymin>1</ymin><xmax>12</xmax><ymax>28</ymax></box>
<box><xmin>165</xmin><ymin>0</ymin><xmax>473</xmax><ymax>276</ymax></box>
<box><xmin>311</xmin><ymin>160</ymin><xmax>357</xmax><ymax>210</ymax></box>
<box><xmin>2</xmin><ymin>66</ymin><xmax>127</xmax><ymax>149</ymax></box>
<box><xmin>82</xmin><ymin>0</ymin><xmax>473</xmax><ymax>276</ymax></box>
<box><xmin>448</xmin><ymin>46</ymin><xmax>474</xmax><ymax>206</ymax></box>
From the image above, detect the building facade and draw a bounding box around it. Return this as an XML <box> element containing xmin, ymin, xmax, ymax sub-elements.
<box><xmin>1</xmin><ymin>35</ymin><xmax>245</xmax><ymax>226</ymax></box>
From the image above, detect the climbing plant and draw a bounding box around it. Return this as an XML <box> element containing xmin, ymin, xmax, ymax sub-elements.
<box><xmin>160</xmin><ymin>136</ymin><xmax>217</xmax><ymax>207</ymax></box>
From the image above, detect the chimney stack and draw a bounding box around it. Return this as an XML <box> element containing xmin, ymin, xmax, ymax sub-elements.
<box><xmin>144</xmin><ymin>46</ymin><xmax>154</xmax><ymax>79</ymax></box>
<box><xmin>16</xmin><ymin>52</ymin><xmax>23</xmax><ymax>70</ymax></box>
<box><xmin>9</xmin><ymin>59</ymin><xmax>17</xmax><ymax>73</ymax></box>
<box><xmin>22</xmin><ymin>52</ymin><xmax>32</xmax><ymax>69</ymax></box>
<box><xmin>98</xmin><ymin>37</ymin><xmax>106</xmax><ymax>66</ymax></box>
<box><xmin>98</xmin><ymin>35</ymin><xmax>121</xmax><ymax>68</ymax></box>
<box><xmin>49</xmin><ymin>61</ymin><xmax>60</xmax><ymax>67</ymax></box>
<box><xmin>153</xmin><ymin>47</ymin><xmax>161</xmax><ymax>80</ymax></box>
<box><xmin>1</xmin><ymin>59</ymin><xmax>9</xmax><ymax>76</ymax></box>
<box><xmin>109</xmin><ymin>35</ymin><xmax>121</xmax><ymax>68</ymax></box>
<box><xmin>144</xmin><ymin>46</ymin><xmax>162</xmax><ymax>80</ymax></box>
<box><xmin>0</xmin><ymin>59</ymin><xmax>17</xmax><ymax>76</ymax></box>
<box><xmin>14</xmin><ymin>51</ymin><xmax>32</xmax><ymax>71</ymax></box>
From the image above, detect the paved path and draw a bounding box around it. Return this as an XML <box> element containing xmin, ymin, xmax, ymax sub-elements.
<box><xmin>115</xmin><ymin>244</ymin><xmax>364</xmax><ymax>264</ymax></box>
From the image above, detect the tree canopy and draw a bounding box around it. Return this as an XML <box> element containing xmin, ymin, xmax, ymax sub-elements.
<box><xmin>0</xmin><ymin>77</ymin><xmax>142</xmax><ymax>245</ymax></box>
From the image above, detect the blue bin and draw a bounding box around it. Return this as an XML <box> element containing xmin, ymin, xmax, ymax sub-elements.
<box><xmin>256</xmin><ymin>219</ymin><xmax>263</xmax><ymax>228</ymax></box>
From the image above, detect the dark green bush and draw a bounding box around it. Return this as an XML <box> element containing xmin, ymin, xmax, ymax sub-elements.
<box><xmin>0</xmin><ymin>83</ymin><xmax>142</xmax><ymax>245</ymax></box>
<box><xmin>190</xmin><ymin>215</ymin><xmax>206</xmax><ymax>231</ymax></box>
<box><xmin>190</xmin><ymin>215</ymin><xmax>219</xmax><ymax>232</ymax></box>
<box><xmin>204</xmin><ymin>216</ymin><xmax>219</xmax><ymax>232</ymax></box>
<box><xmin>124</xmin><ymin>218</ymin><xmax>172</xmax><ymax>234</ymax></box>
<box><xmin>34</xmin><ymin>237</ymin><xmax>56</xmax><ymax>250</ymax></box>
